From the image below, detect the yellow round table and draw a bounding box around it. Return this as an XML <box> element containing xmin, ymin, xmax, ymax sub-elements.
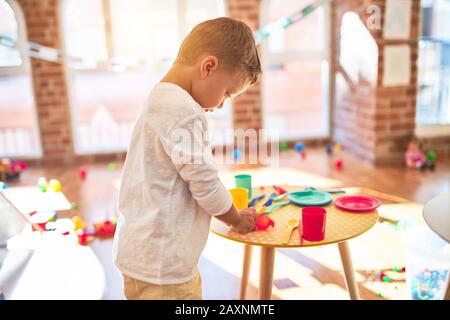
<box><xmin>210</xmin><ymin>185</ymin><xmax>379</xmax><ymax>300</ymax></box>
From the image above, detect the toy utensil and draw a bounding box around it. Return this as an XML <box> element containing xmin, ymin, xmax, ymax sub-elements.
<box><xmin>258</xmin><ymin>206</ymin><xmax>268</xmax><ymax>214</ymax></box>
<box><xmin>264</xmin><ymin>200</ymin><xmax>291</xmax><ymax>214</ymax></box>
<box><xmin>248</xmin><ymin>194</ymin><xmax>266</xmax><ymax>207</ymax></box>
<box><xmin>273</xmin><ymin>185</ymin><xmax>287</xmax><ymax>195</ymax></box>
<box><xmin>304</xmin><ymin>187</ymin><xmax>346</xmax><ymax>194</ymax></box>
<box><xmin>282</xmin><ymin>219</ymin><xmax>299</xmax><ymax>245</ymax></box>
<box><xmin>273</xmin><ymin>193</ymin><xmax>290</xmax><ymax>201</ymax></box>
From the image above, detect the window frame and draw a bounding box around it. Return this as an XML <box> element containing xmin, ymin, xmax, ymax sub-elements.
<box><xmin>415</xmin><ymin>0</ymin><xmax>450</xmax><ymax>139</ymax></box>
<box><xmin>61</xmin><ymin>0</ymin><xmax>231</xmax><ymax>155</ymax></box>
<box><xmin>260</xmin><ymin>0</ymin><xmax>332</xmax><ymax>141</ymax></box>
<box><xmin>0</xmin><ymin>0</ymin><xmax>42</xmax><ymax>158</ymax></box>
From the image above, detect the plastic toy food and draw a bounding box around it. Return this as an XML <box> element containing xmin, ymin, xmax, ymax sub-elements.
<box><xmin>79</xmin><ymin>166</ymin><xmax>88</xmax><ymax>180</ymax></box>
<box><xmin>255</xmin><ymin>215</ymin><xmax>275</xmax><ymax>231</ymax></box>
<box><xmin>272</xmin><ymin>185</ymin><xmax>287</xmax><ymax>195</ymax></box>
<box><xmin>49</xmin><ymin>179</ymin><xmax>62</xmax><ymax>192</ymax></box>
<box><xmin>94</xmin><ymin>220</ymin><xmax>116</xmax><ymax>238</ymax></box>
<box><xmin>335</xmin><ymin>159</ymin><xmax>343</xmax><ymax>170</ymax></box>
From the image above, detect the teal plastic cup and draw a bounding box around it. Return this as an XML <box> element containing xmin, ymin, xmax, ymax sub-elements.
<box><xmin>234</xmin><ymin>174</ymin><xmax>252</xmax><ymax>199</ymax></box>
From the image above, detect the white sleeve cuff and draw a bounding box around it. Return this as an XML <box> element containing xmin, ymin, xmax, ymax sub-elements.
<box><xmin>196</xmin><ymin>181</ymin><xmax>233</xmax><ymax>216</ymax></box>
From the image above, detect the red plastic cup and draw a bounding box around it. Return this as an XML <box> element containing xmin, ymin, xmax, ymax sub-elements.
<box><xmin>301</xmin><ymin>207</ymin><xmax>327</xmax><ymax>242</ymax></box>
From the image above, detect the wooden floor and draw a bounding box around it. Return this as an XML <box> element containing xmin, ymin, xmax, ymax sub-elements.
<box><xmin>6</xmin><ymin>148</ymin><xmax>450</xmax><ymax>300</ymax></box>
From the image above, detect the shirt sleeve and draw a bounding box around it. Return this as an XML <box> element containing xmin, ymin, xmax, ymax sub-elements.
<box><xmin>159</xmin><ymin>115</ymin><xmax>233</xmax><ymax>216</ymax></box>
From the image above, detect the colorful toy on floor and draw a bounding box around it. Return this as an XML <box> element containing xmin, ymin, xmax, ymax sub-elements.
<box><xmin>280</xmin><ymin>142</ymin><xmax>288</xmax><ymax>152</ymax></box>
<box><xmin>272</xmin><ymin>185</ymin><xmax>287</xmax><ymax>195</ymax></box>
<box><xmin>404</xmin><ymin>138</ymin><xmax>435</xmax><ymax>170</ymax></box>
<box><xmin>333</xmin><ymin>143</ymin><xmax>342</xmax><ymax>154</ymax></box>
<box><xmin>335</xmin><ymin>159</ymin><xmax>343</xmax><ymax>170</ymax></box>
<box><xmin>426</xmin><ymin>151</ymin><xmax>436</xmax><ymax>162</ymax></box>
<box><xmin>49</xmin><ymin>179</ymin><xmax>62</xmax><ymax>192</ymax></box>
<box><xmin>79</xmin><ymin>166</ymin><xmax>88</xmax><ymax>180</ymax></box>
<box><xmin>326</xmin><ymin>144</ymin><xmax>333</xmax><ymax>155</ymax></box>
<box><xmin>37</xmin><ymin>177</ymin><xmax>48</xmax><ymax>192</ymax></box>
<box><xmin>0</xmin><ymin>181</ymin><xmax>7</xmax><ymax>190</ymax></box>
<box><xmin>107</xmin><ymin>162</ymin><xmax>117</xmax><ymax>172</ymax></box>
<box><xmin>295</xmin><ymin>143</ymin><xmax>306</xmax><ymax>160</ymax></box>
<box><xmin>72</xmin><ymin>216</ymin><xmax>87</xmax><ymax>231</ymax></box>
<box><xmin>233</xmin><ymin>149</ymin><xmax>242</xmax><ymax>161</ymax></box>
<box><xmin>295</xmin><ymin>142</ymin><xmax>304</xmax><ymax>153</ymax></box>
<box><xmin>255</xmin><ymin>214</ymin><xmax>275</xmax><ymax>231</ymax></box>
<box><xmin>76</xmin><ymin>228</ymin><xmax>95</xmax><ymax>246</ymax></box>
<box><xmin>94</xmin><ymin>219</ymin><xmax>117</xmax><ymax>238</ymax></box>
<box><xmin>0</xmin><ymin>158</ymin><xmax>27</xmax><ymax>181</ymax></box>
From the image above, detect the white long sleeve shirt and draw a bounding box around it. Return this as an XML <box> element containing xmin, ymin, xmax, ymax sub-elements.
<box><xmin>113</xmin><ymin>82</ymin><xmax>232</xmax><ymax>285</ymax></box>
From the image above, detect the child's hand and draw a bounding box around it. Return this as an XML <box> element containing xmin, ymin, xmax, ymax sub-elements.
<box><xmin>232</xmin><ymin>208</ymin><xmax>257</xmax><ymax>234</ymax></box>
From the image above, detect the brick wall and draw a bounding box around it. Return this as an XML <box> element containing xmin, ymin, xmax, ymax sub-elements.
<box><xmin>17</xmin><ymin>0</ymin><xmax>74</xmax><ymax>163</ymax></box>
<box><xmin>225</xmin><ymin>0</ymin><xmax>263</xmax><ymax>132</ymax></box>
<box><xmin>332</xmin><ymin>0</ymin><xmax>421</xmax><ymax>165</ymax></box>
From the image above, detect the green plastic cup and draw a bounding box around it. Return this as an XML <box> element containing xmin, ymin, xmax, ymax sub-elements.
<box><xmin>234</xmin><ymin>174</ymin><xmax>252</xmax><ymax>199</ymax></box>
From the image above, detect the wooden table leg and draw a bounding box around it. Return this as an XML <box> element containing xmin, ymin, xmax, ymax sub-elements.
<box><xmin>240</xmin><ymin>244</ymin><xmax>253</xmax><ymax>300</ymax></box>
<box><xmin>259</xmin><ymin>246</ymin><xmax>275</xmax><ymax>300</ymax></box>
<box><xmin>338</xmin><ymin>241</ymin><xmax>360</xmax><ymax>300</ymax></box>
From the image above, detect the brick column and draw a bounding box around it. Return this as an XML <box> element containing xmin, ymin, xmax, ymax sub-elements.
<box><xmin>332</xmin><ymin>0</ymin><xmax>420</xmax><ymax>165</ymax></box>
<box><xmin>17</xmin><ymin>0</ymin><xmax>74</xmax><ymax>163</ymax></box>
<box><xmin>226</xmin><ymin>0</ymin><xmax>263</xmax><ymax>132</ymax></box>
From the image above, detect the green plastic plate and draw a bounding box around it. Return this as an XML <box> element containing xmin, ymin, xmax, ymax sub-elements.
<box><xmin>288</xmin><ymin>190</ymin><xmax>333</xmax><ymax>207</ymax></box>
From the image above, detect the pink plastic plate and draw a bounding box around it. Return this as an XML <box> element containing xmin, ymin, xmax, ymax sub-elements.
<box><xmin>334</xmin><ymin>195</ymin><xmax>381</xmax><ymax>213</ymax></box>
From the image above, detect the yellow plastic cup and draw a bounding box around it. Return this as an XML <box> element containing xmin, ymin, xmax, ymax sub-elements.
<box><xmin>229</xmin><ymin>188</ymin><xmax>249</xmax><ymax>209</ymax></box>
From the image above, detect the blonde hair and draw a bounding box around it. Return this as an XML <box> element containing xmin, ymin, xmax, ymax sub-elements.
<box><xmin>174</xmin><ymin>17</ymin><xmax>262</xmax><ymax>84</ymax></box>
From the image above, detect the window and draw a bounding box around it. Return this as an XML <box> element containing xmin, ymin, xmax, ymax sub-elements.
<box><xmin>260</xmin><ymin>0</ymin><xmax>330</xmax><ymax>140</ymax></box>
<box><xmin>0</xmin><ymin>0</ymin><xmax>41</xmax><ymax>158</ymax></box>
<box><xmin>62</xmin><ymin>0</ymin><xmax>230</xmax><ymax>154</ymax></box>
<box><xmin>417</xmin><ymin>0</ymin><xmax>450</xmax><ymax>125</ymax></box>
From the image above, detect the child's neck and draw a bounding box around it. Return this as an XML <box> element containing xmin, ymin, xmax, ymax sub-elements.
<box><xmin>161</xmin><ymin>64</ymin><xmax>194</xmax><ymax>95</ymax></box>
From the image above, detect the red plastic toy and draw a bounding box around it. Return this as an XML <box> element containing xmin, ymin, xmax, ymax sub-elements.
<box><xmin>272</xmin><ymin>185</ymin><xmax>287</xmax><ymax>195</ymax></box>
<box><xmin>335</xmin><ymin>159</ymin><xmax>343</xmax><ymax>170</ymax></box>
<box><xmin>77</xmin><ymin>229</ymin><xmax>95</xmax><ymax>246</ymax></box>
<box><xmin>301</xmin><ymin>151</ymin><xmax>307</xmax><ymax>160</ymax></box>
<box><xmin>79</xmin><ymin>166</ymin><xmax>88</xmax><ymax>180</ymax></box>
<box><xmin>94</xmin><ymin>220</ymin><xmax>116</xmax><ymax>238</ymax></box>
<box><xmin>255</xmin><ymin>215</ymin><xmax>275</xmax><ymax>231</ymax></box>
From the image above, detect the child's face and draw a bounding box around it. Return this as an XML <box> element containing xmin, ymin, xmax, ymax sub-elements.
<box><xmin>191</xmin><ymin>56</ymin><xmax>252</xmax><ymax>110</ymax></box>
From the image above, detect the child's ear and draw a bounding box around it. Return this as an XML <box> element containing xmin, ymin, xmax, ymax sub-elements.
<box><xmin>200</xmin><ymin>56</ymin><xmax>219</xmax><ymax>79</ymax></box>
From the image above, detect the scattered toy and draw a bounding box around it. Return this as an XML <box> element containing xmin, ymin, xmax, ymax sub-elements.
<box><xmin>295</xmin><ymin>142</ymin><xmax>304</xmax><ymax>153</ymax></box>
<box><xmin>37</xmin><ymin>177</ymin><xmax>48</xmax><ymax>192</ymax></box>
<box><xmin>335</xmin><ymin>159</ymin><xmax>343</xmax><ymax>170</ymax></box>
<box><xmin>404</xmin><ymin>138</ymin><xmax>435</xmax><ymax>171</ymax></box>
<box><xmin>49</xmin><ymin>179</ymin><xmax>62</xmax><ymax>192</ymax></box>
<box><xmin>107</xmin><ymin>162</ymin><xmax>117</xmax><ymax>171</ymax></box>
<box><xmin>0</xmin><ymin>158</ymin><xmax>27</xmax><ymax>181</ymax></box>
<box><xmin>255</xmin><ymin>214</ymin><xmax>275</xmax><ymax>231</ymax></box>
<box><xmin>233</xmin><ymin>149</ymin><xmax>242</xmax><ymax>161</ymax></box>
<box><xmin>94</xmin><ymin>219</ymin><xmax>117</xmax><ymax>238</ymax></box>
<box><xmin>79</xmin><ymin>166</ymin><xmax>88</xmax><ymax>180</ymax></box>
